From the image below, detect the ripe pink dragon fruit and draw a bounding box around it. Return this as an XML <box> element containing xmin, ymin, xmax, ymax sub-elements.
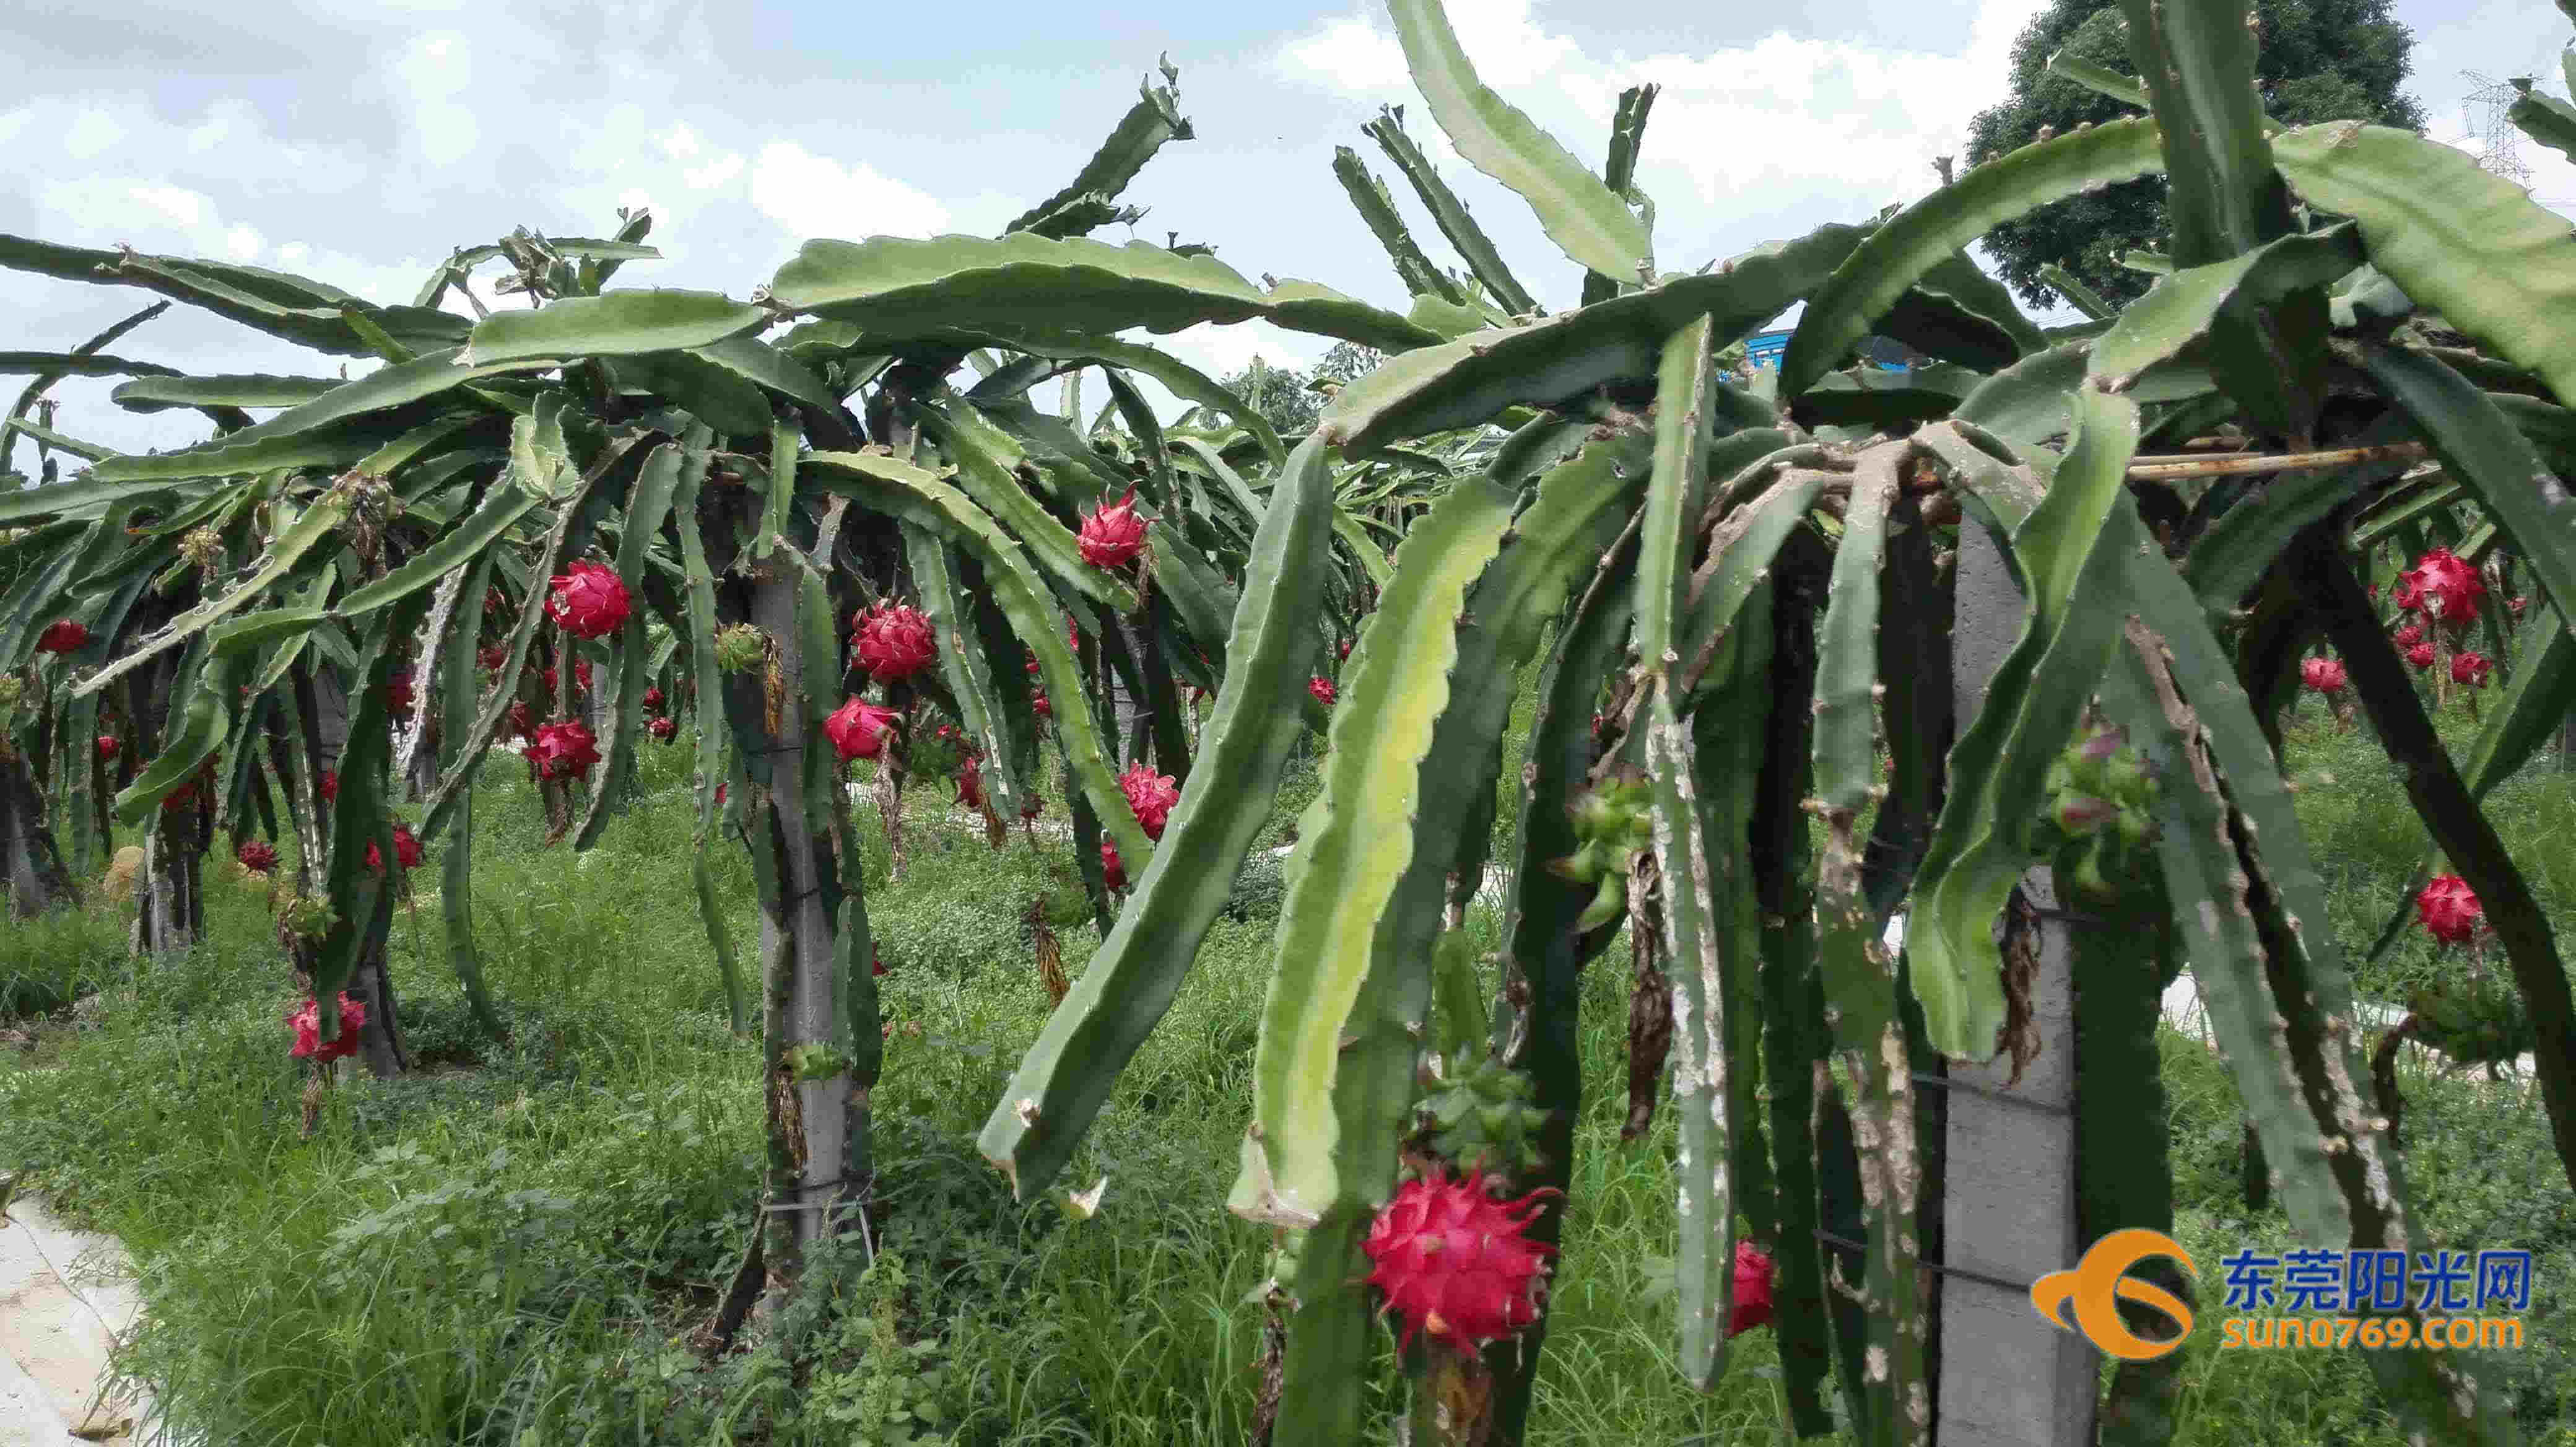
<box><xmin>2510</xmin><ymin>595</ymin><xmax>2530</xmax><ymax>617</ymax></box>
<box><xmin>1118</xmin><ymin>763</ymin><xmax>1180</xmax><ymax>841</ymax></box>
<box><xmin>95</xmin><ymin>734</ymin><xmax>119</xmax><ymax>761</ymax></box>
<box><xmin>505</xmin><ymin>700</ymin><xmax>534</xmax><ymax>742</ymax></box>
<box><xmin>2400</xmin><ymin>548</ymin><xmax>2486</xmax><ymax>626</ymax></box>
<box><xmin>479</xmin><ymin>645</ymin><xmax>508</xmax><ymax>672</ymax></box>
<box><xmin>386</xmin><ymin>668</ymin><xmax>415</xmax><ymax>716</ymax></box>
<box><xmin>2391</xmin><ymin>578</ymin><xmax>2423</xmax><ymax>613</ymax></box>
<box><xmin>1100</xmin><ymin>837</ymin><xmax>1126</xmax><ymax>891</ymax></box>
<box><xmin>2391</xmin><ymin>622</ymin><xmax>2424</xmax><ymax>649</ymax></box>
<box><xmin>34</xmin><ymin>619</ymin><xmax>89</xmax><ymax>654</ymax></box>
<box><xmin>1032</xmin><ymin>691</ymin><xmax>1053</xmax><ymax>719</ymax></box>
<box><xmin>546</xmin><ymin>560</ymin><xmax>632</xmax><ymax>639</ymax></box>
<box><xmin>236</xmin><ymin>839</ymin><xmax>279</xmax><ymax>875</ymax></box>
<box><xmin>2406</xmin><ymin>642</ymin><xmax>2437</xmax><ymax>671</ymax></box>
<box><xmin>955</xmin><ymin>752</ymin><xmax>986</xmax><ymax>810</ymax></box>
<box><xmin>1077</xmin><ymin>488</ymin><xmax>1149</xmax><ymax>569</ymax></box>
<box><xmin>1309</xmin><ymin>676</ymin><xmax>1336</xmax><ymax>707</ymax></box>
<box><xmin>363</xmin><ymin>826</ymin><xmax>424</xmax><ymax>873</ymax></box>
<box><xmin>2300</xmin><ymin>657</ymin><xmax>2348</xmax><ymax>694</ymax></box>
<box><xmin>823</xmin><ymin>697</ymin><xmax>901</xmax><ymax>763</ymax></box>
<box><xmin>2416</xmin><ymin>874</ymin><xmax>2483</xmax><ymax>945</ymax></box>
<box><xmin>648</xmin><ymin>715</ymin><xmax>677</xmax><ymax>741</ymax></box>
<box><xmin>320</xmin><ymin>770</ymin><xmax>339</xmax><ymax>802</ymax></box>
<box><xmin>524</xmin><ymin>720</ymin><xmax>603</xmax><ymax>781</ymax></box>
<box><xmin>540</xmin><ymin>660</ymin><xmax>595</xmax><ymax>696</ymax></box>
<box><xmin>1362</xmin><ymin>1168</ymin><xmax>1557</xmax><ymax>1350</ymax></box>
<box><xmin>2450</xmin><ymin>651</ymin><xmax>2493</xmax><ymax>688</ymax></box>
<box><xmin>853</xmin><ymin>601</ymin><xmax>938</xmax><ymax>683</ymax></box>
<box><xmin>288</xmin><ymin>991</ymin><xmax>367</xmax><ymax>1062</ymax></box>
<box><xmin>644</xmin><ymin>685</ymin><xmax>665</xmax><ymax>711</ymax></box>
<box><xmin>1730</xmin><ymin>1240</ymin><xmax>1778</xmax><ymax>1338</ymax></box>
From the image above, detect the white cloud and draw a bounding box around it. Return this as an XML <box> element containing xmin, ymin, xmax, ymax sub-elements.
<box><xmin>685</xmin><ymin>154</ymin><xmax>746</xmax><ymax>191</ymax></box>
<box><xmin>224</xmin><ymin>223</ymin><xmax>263</xmax><ymax>261</ymax></box>
<box><xmin>28</xmin><ymin>176</ymin><xmax>225</xmax><ymax>262</ymax></box>
<box><xmin>1281</xmin><ymin>15</ymin><xmax>1412</xmax><ymax>93</ymax></box>
<box><xmin>748</xmin><ymin>141</ymin><xmax>951</xmax><ymax>242</ymax></box>
<box><xmin>1277</xmin><ymin>0</ymin><xmax>2056</xmax><ymax>258</ymax></box>
<box><xmin>63</xmin><ymin>108</ymin><xmax>126</xmax><ymax>160</ymax></box>
<box><xmin>656</xmin><ymin>123</ymin><xmax>702</xmax><ymax>161</ymax></box>
<box><xmin>395</xmin><ymin>31</ymin><xmax>482</xmax><ymax>167</ymax></box>
<box><xmin>1281</xmin><ymin>0</ymin><xmax>1575</xmax><ymax>94</ymax></box>
<box><xmin>1149</xmin><ymin>319</ymin><xmax>1323</xmax><ymax>386</ymax></box>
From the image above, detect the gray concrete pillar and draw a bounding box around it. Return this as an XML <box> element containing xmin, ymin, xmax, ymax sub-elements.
<box><xmin>1934</xmin><ymin>521</ymin><xmax>2096</xmax><ymax>1446</ymax></box>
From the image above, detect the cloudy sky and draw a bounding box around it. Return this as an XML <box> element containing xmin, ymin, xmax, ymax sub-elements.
<box><xmin>4</xmin><ymin>0</ymin><xmax>2570</xmax><ymax>459</ymax></box>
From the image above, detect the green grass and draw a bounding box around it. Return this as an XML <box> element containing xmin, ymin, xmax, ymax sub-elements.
<box><xmin>1</xmin><ymin>678</ymin><xmax>2572</xmax><ymax>1445</ymax></box>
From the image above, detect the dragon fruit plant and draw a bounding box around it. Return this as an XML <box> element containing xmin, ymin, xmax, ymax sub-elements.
<box><xmin>4</xmin><ymin>0</ymin><xmax>2575</xmax><ymax>1434</ymax></box>
<box><xmin>967</xmin><ymin>1</ymin><xmax>2576</xmax><ymax>1442</ymax></box>
<box><xmin>0</xmin><ymin>54</ymin><xmax>1391</xmax><ymax>1306</ymax></box>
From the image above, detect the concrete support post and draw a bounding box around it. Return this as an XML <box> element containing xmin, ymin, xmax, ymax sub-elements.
<box><xmin>1934</xmin><ymin>522</ymin><xmax>2096</xmax><ymax>1446</ymax></box>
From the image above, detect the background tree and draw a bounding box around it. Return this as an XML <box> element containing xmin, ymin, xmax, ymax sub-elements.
<box><xmin>1967</xmin><ymin>0</ymin><xmax>2424</xmax><ymax>310</ymax></box>
<box><xmin>1219</xmin><ymin>342</ymin><xmax>1384</xmax><ymax>437</ymax></box>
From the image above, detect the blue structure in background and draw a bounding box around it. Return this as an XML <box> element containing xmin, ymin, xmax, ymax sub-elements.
<box><xmin>1741</xmin><ymin>328</ymin><xmax>1913</xmax><ymax>372</ymax></box>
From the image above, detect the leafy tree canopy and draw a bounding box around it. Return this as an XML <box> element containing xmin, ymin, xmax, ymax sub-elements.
<box><xmin>1219</xmin><ymin>341</ymin><xmax>1384</xmax><ymax>437</ymax></box>
<box><xmin>1966</xmin><ymin>0</ymin><xmax>2426</xmax><ymax>310</ymax></box>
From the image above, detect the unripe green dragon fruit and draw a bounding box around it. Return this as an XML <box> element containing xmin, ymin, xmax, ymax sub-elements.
<box><xmin>784</xmin><ymin>1041</ymin><xmax>851</xmax><ymax>1081</ymax></box>
<box><xmin>2037</xmin><ymin>726</ymin><xmax>2160</xmax><ymax>903</ymax></box>
<box><xmin>1419</xmin><ymin>1058</ymin><xmax>1551</xmax><ymax>1175</ymax></box>
<box><xmin>714</xmin><ymin>623</ymin><xmax>768</xmax><ymax>674</ymax></box>
<box><xmin>1548</xmin><ymin>776</ymin><xmax>1655</xmax><ymax>928</ymax></box>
